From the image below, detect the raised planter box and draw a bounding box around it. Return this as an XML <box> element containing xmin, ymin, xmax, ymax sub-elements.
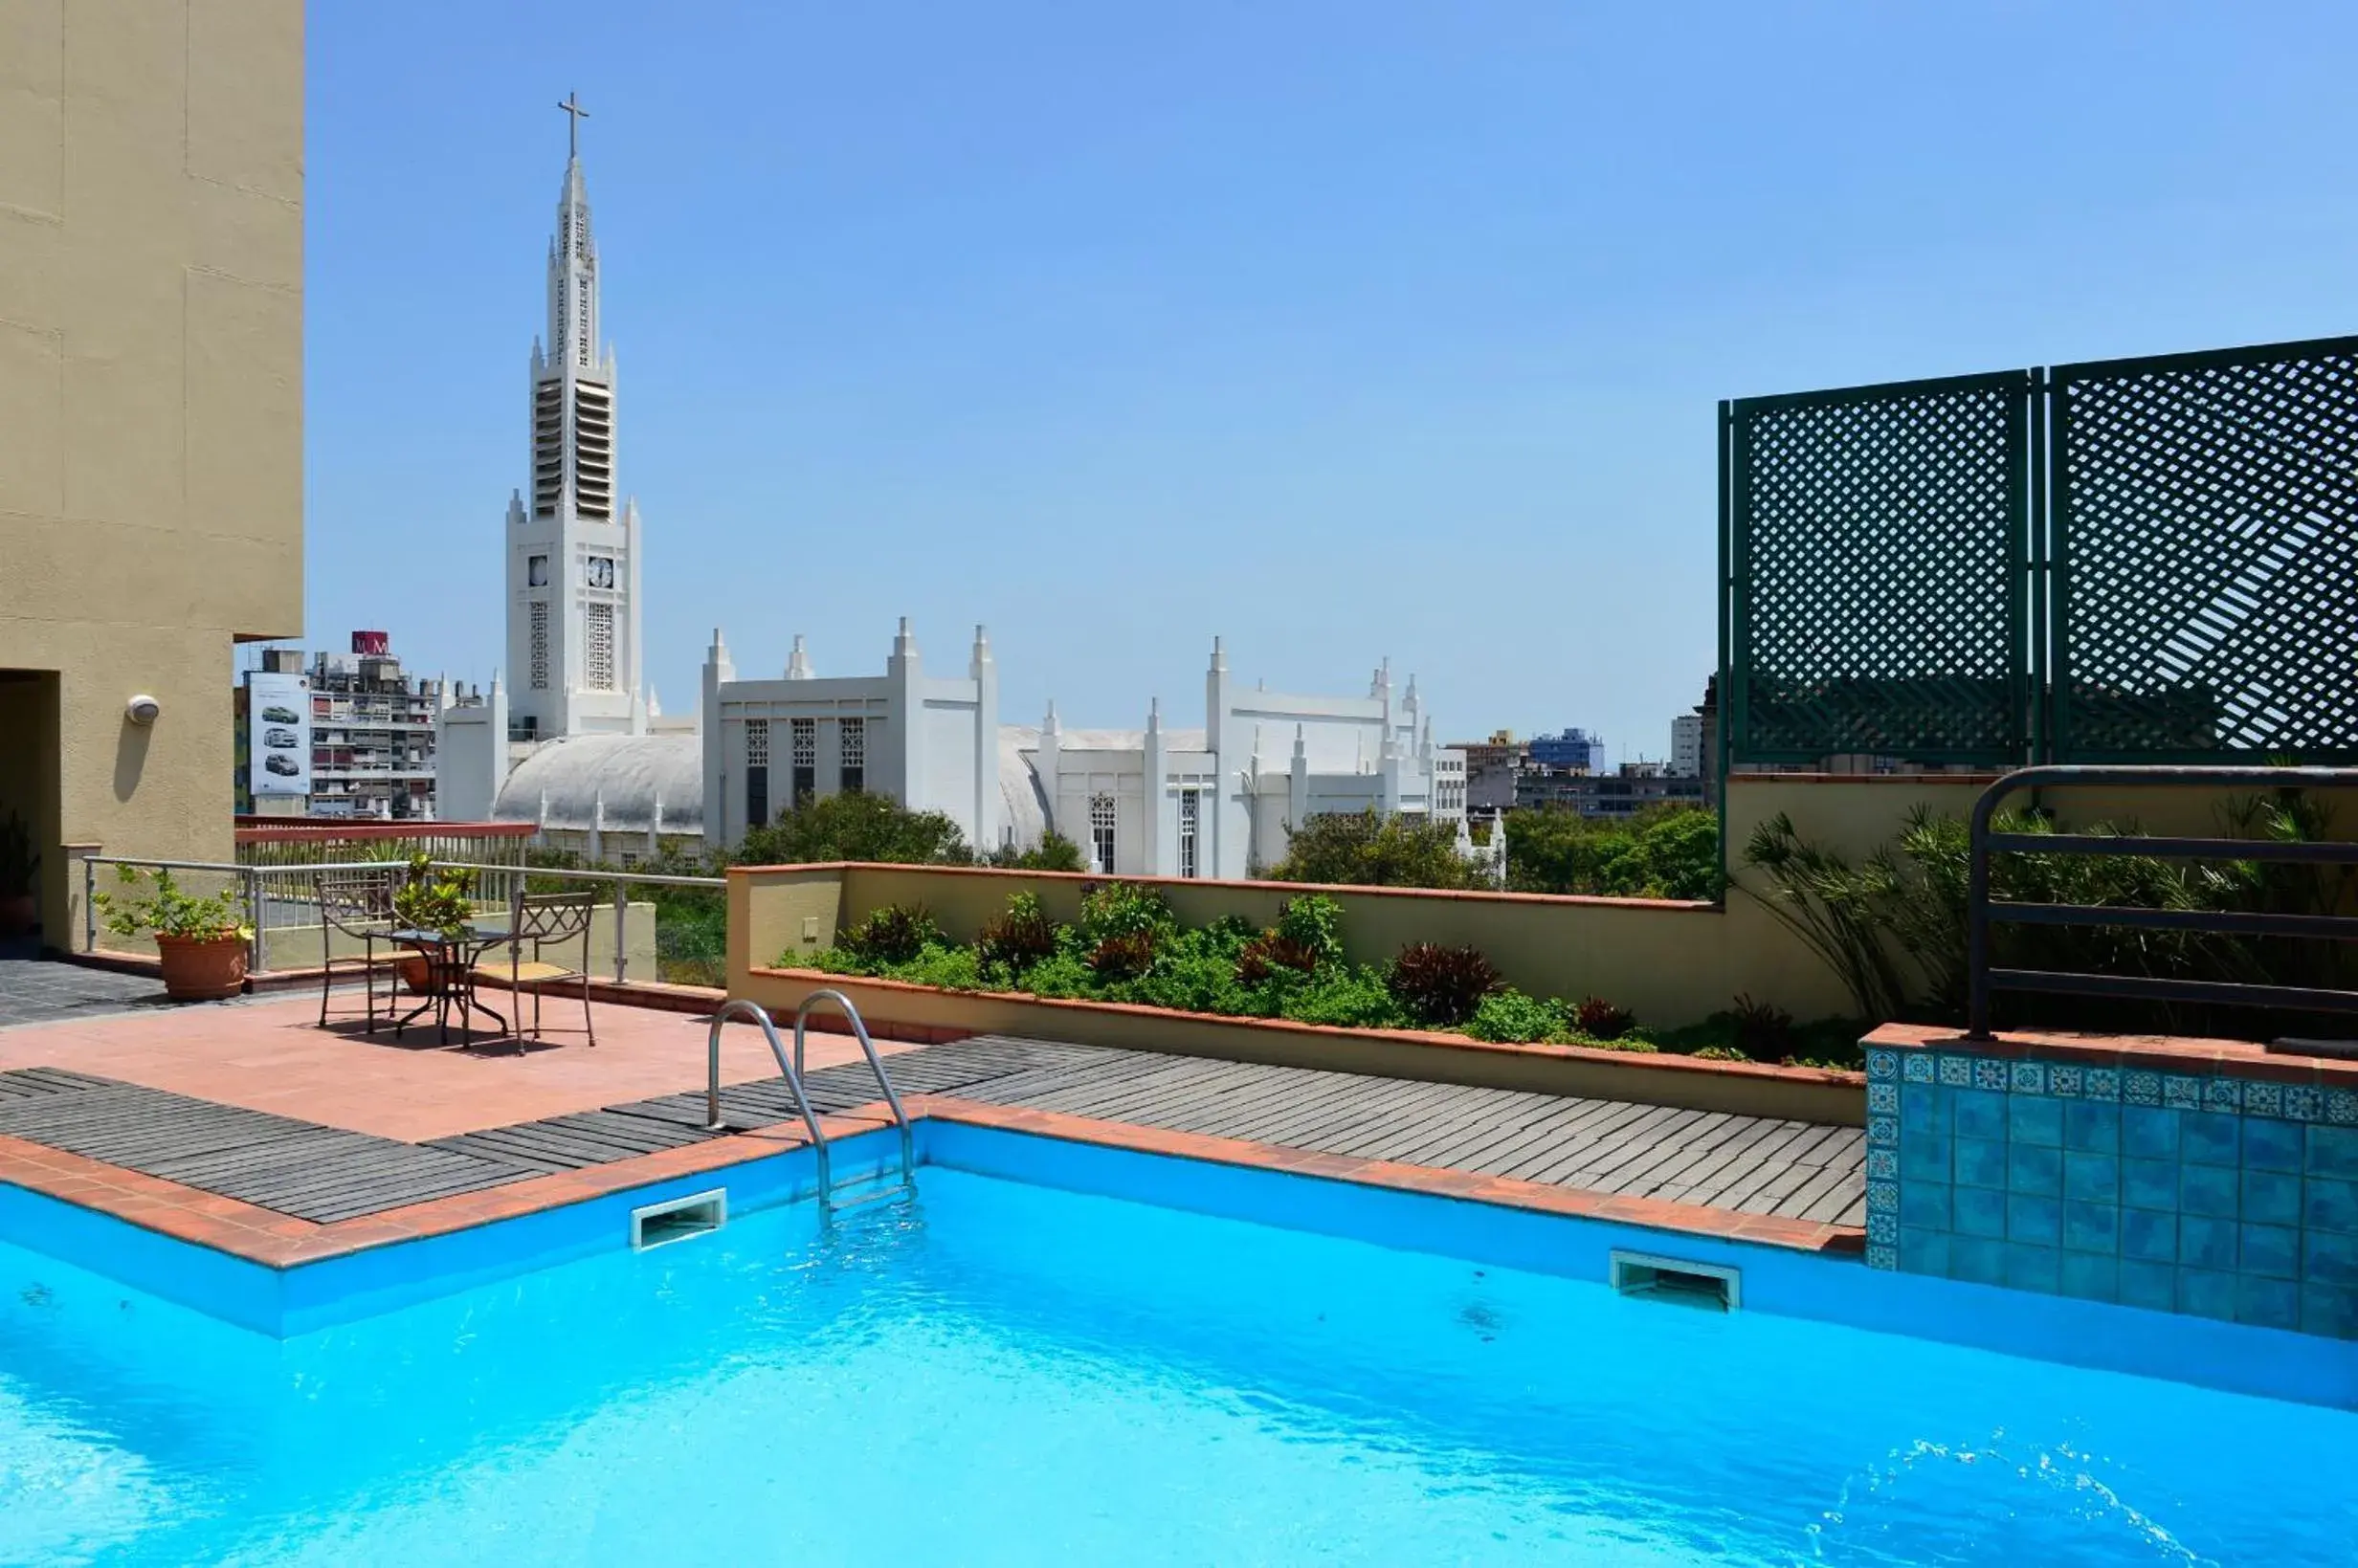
<box><xmin>743</xmin><ymin>963</ymin><xmax>1865</xmax><ymax>1126</ymax></box>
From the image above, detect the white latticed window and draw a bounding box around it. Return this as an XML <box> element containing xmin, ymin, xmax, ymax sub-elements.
<box><xmin>1090</xmin><ymin>793</ymin><xmax>1117</xmax><ymax>874</ymax></box>
<box><xmin>528</xmin><ymin>602</ymin><xmax>549</xmax><ymax>689</ymax></box>
<box><xmin>839</xmin><ymin>718</ymin><xmax>865</xmax><ymax>794</ymax></box>
<box><xmin>1178</xmin><ymin>789</ymin><xmax>1200</xmax><ymax>879</ymax></box>
<box><xmin>791</xmin><ymin>718</ymin><xmax>816</xmax><ymax>804</ymax></box>
<box><xmin>585</xmin><ymin>603</ymin><xmax>614</xmax><ymax>690</ymax></box>
<box><xmin>744</xmin><ymin>719</ymin><xmax>769</xmax><ymax>767</ymax></box>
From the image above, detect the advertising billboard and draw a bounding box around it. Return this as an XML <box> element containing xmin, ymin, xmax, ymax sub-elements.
<box><xmin>248</xmin><ymin>670</ymin><xmax>312</xmax><ymax>797</ymax></box>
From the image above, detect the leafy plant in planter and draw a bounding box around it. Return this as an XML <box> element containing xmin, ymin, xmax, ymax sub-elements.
<box><xmin>977</xmin><ymin>891</ymin><xmax>1059</xmax><ymax>980</ymax></box>
<box><xmin>1466</xmin><ymin>989</ymin><xmax>1566</xmax><ymax>1044</ymax></box>
<box><xmin>839</xmin><ymin>902</ymin><xmax>944</xmax><ymax>967</ymax></box>
<box><xmin>0</xmin><ymin>810</ymin><xmax>37</xmax><ymax>939</ymax></box>
<box><xmin>1388</xmin><ymin>942</ymin><xmax>1504</xmax><ymax>1027</ymax></box>
<box><xmin>1570</xmin><ymin>996</ymin><xmax>1636</xmax><ymax>1041</ymax></box>
<box><xmin>1728</xmin><ymin>993</ymin><xmax>1795</xmax><ymax>1058</ymax></box>
<box><xmin>93</xmin><ymin>866</ymin><xmax>252</xmax><ymax>1002</ymax></box>
<box><xmin>1086</xmin><ymin>929</ymin><xmax>1160</xmax><ymax>983</ymax></box>
<box><xmin>391</xmin><ymin>853</ymin><xmax>478</xmax><ymax>939</ymax></box>
<box><xmin>389</xmin><ymin>853</ymin><xmax>480</xmax><ymax>992</ymax></box>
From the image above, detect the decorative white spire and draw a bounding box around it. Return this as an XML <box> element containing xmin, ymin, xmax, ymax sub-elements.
<box><xmin>969</xmin><ymin>624</ymin><xmax>994</xmax><ymax>679</ymax></box>
<box><xmin>1209</xmin><ymin>634</ymin><xmax>1228</xmax><ymax>674</ymax></box>
<box><xmin>893</xmin><ymin>616</ymin><xmax>918</xmax><ymax>660</ymax></box>
<box><xmin>1042</xmin><ymin>699</ymin><xmax>1061</xmax><ymax>736</ymax></box>
<box><xmin>1146</xmin><ymin>696</ymin><xmax>1162</xmax><ymax>735</ymax></box>
<box><xmin>786</xmin><ymin>633</ymin><xmax>812</xmax><ymax>679</ymax></box>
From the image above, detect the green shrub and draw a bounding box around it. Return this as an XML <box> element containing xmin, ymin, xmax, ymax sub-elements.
<box><xmin>1022</xmin><ymin>950</ymin><xmax>1097</xmax><ymax>999</ymax></box>
<box><xmin>735</xmin><ymin>790</ymin><xmax>972</xmax><ymax>867</ymax></box>
<box><xmin>1126</xmin><ymin>927</ymin><xmax>1256</xmax><ymax>1015</ymax></box>
<box><xmin>1273</xmin><ymin>894</ymin><xmax>1346</xmax><ymax>965</ymax></box>
<box><xmin>1267</xmin><ymin>810</ymin><xmax>1487</xmax><ymax>890</ymax></box>
<box><xmin>1278</xmin><ymin>964</ymin><xmax>1406</xmax><ymax>1029</ymax></box>
<box><xmin>885</xmin><ymin>941</ymin><xmax>987</xmax><ymax>992</ymax></box>
<box><xmin>839</xmin><ymin>903</ymin><xmax>944</xmax><ymax>966</ymax></box>
<box><xmin>1076</xmin><ymin>881</ymin><xmax>1176</xmax><ymax>947</ymax></box>
<box><xmin>1568</xmin><ymin>1032</ymin><xmax>1659</xmax><ymax>1054</ymax></box>
<box><xmin>1692</xmin><ymin>1045</ymin><xmax>1750</xmax><ymax>1062</ymax></box>
<box><xmin>1506</xmin><ymin>804</ymin><xmax>1723</xmax><ymax>900</ymax></box>
<box><xmin>985</xmin><ymin>830</ymin><xmax>1088</xmax><ymax>872</ymax></box>
<box><xmin>1387</xmin><ymin>942</ymin><xmax>1504</xmax><ymax>1027</ymax></box>
<box><xmin>1465</xmin><ymin>990</ymin><xmax>1565</xmax><ymax>1044</ymax></box>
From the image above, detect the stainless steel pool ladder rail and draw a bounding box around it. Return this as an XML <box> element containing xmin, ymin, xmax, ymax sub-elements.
<box><xmin>703</xmin><ymin>993</ymin><xmax>916</xmax><ymax>1213</ymax></box>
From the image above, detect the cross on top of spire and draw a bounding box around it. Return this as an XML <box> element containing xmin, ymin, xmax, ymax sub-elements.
<box><xmin>557</xmin><ymin>91</ymin><xmax>589</xmax><ymax>158</ymax></box>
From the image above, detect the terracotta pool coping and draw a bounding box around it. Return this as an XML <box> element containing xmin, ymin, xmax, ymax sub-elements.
<box><xmin>0</xmin><ymin>1093</ymin><xmax>1864</xmax><ymax>1272</ymax></box>
<box><xmin>1865</xmin><ymin>1021</ymin><xmax>2358</xmax><ymax>1089</ymax></box>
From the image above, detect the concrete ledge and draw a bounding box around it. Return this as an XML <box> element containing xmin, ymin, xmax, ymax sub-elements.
<box><xmin>745</xmin><ymin>964</ymin><xmax>1864</xmax><ymax>1124</ymax></box>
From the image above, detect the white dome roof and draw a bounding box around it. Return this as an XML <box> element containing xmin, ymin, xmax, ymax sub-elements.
<box><xmin>492</xmin><ymin>734</ymin><xmax>703</xmax><ymax>834</ymax></box>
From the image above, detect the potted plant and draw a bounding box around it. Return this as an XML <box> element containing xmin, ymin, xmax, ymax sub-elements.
<box><xmin>390</xmin><ymin>852</ymin><xmax>478</xmax><ymax>993</ymax></box>
<box><xmin>92</xmin><ymin>866</ymin><xmax>252</xmax><ymax>1002</ymax></box>
<box><xmin>0</xmin><ymin>810</ymin><xmax>36</xmax><ymax>939</ymax></box>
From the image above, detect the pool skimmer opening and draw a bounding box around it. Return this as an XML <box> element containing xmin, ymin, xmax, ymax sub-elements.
<box><xmin>1609</xmin><ymin>1250</ymin><xmax>1740</xmax><ymax>1312</ymax></box>
<box><xmin>631</xmin><ymin>1190</ymin><xmax>727</xmax><ymax>1251</ymax></box>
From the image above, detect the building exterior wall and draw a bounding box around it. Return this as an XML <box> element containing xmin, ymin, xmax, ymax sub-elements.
<box><xmin>1672</xmin><ymin>714</ymin><xmax>1703</xmax><ymax>777</ymax></box>
<box><xmin>1516</xmin><ymin>764</ymin><xmax>1707</xmax><ymax>818</ymax></box>
<box><xmin>0</xmin><ymin>0</ymin><xmax>304</xmax><ymax>941</ymax></box>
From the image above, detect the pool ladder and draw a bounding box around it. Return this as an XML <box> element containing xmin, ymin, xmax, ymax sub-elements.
<box><xmin>703</xmin><ymin>992</ymin><xmax>917</xmax><ymax>1216</ymax></box>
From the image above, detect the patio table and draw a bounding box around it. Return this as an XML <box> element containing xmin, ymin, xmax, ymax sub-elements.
<box><xmin>388</xmin><ymin>922</ymin><xmax>514</xmax><ymax>1048</ymax></box>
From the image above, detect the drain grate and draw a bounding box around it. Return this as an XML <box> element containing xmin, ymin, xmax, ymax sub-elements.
<box><xmin>631</xmin><ymin>1189</ymin><xmax>726</xmax><ymax>1251</ymax></box>
<box><xmin>1609</xmin><ymin>1249</ymin><xmax>1741</xmax><ymax>1312</ymax></box>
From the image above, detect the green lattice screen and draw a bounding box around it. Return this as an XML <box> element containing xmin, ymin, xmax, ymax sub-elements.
<box><xmin>2051</xmin><ymin>336</ymin><xmax>2358</xmax><ymax>762</ymax></box>
<box><xmin>1726</xmin><ymin>372</ymin><xmax>2032</xmax><ymax>765</ymax></box>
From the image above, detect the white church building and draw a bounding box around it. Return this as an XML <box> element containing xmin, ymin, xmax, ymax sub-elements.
<box><xmin>436</xmin><ymin>104</ymin><xmax>1473</xmax><ymax>877</ymax></box>
<box><xmin>701</xmin><ymin>622</ymin><xmax>1469</xmax><ymax>878</ymax></box>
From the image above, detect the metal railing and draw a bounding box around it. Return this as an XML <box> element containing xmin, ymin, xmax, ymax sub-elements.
<box><xmin>82</xmin><ymin>853</ymin><xmax>725</xmax><ymax>990</ymax></box>
<box><xmin>1966</xmin><ymin>764</ymin><xmax>2358</xmax><ymax>1039</ymax></box>
<box><xmin>703</xmin><ymin>995</ymin><xmax>915</xmax><ymax>1213</ymax></box>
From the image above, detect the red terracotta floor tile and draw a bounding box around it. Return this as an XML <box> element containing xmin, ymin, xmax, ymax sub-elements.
<box><xmin>0</xmin><ymin>994</ymin><xmax>916</xmax><ymax>1141</ymax></box>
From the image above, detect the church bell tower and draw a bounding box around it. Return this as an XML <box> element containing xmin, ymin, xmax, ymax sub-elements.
<box><xmin>506</xmin><ymin>93</ymin><xmax>646</xmax><ymax>739</ymax></box>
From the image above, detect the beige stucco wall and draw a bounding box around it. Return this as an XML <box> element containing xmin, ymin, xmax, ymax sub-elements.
<box><xmin>727</xmin><ymin>768</ymin><xmax>2357</xmax><ymax>1036</ymax></box>
<box><xmin>0</xmin><ymin>0</ymin><xmax>304</xmax><ymax>944</ymax></box>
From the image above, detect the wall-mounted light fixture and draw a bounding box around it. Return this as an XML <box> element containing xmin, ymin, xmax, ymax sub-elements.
<box><xmin>124</xmin><ymin>695</ymin><xmax>161</xmax><ymax>726</ymax></box>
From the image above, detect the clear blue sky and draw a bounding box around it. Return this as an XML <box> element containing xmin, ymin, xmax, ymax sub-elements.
<box><xmin>304</xmin><ymin>3</ymin><xmax>2358</xmax><ymax>760</ymax></box>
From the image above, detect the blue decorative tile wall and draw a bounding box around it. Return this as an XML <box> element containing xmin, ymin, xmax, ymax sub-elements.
<box><xmin>1864</xmin><ymin>1041</ymin><xmax>2358</xmax><ymax>1339</ymax></box>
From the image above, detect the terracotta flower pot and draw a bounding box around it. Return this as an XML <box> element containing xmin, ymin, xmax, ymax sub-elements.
<box><xmin>400</xmin><ymin>956</ymin><xmax>434</xmax><ymax>994</ymax></box>
<box><xmin>0</xmin><ymin>894</ymin><xmax>34</xmax><ymax>939</ymax></box>
<box><xmin>154</xmin><ymin>934</ymin><xmax>249</xmax><ymax>1003</ymax></box>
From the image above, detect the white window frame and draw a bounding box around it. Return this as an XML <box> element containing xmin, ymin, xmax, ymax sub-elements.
<box><xmin>1090</xmin><ymin>793</ymin><xmax>1117</xmax><ymax>874</ymax></box>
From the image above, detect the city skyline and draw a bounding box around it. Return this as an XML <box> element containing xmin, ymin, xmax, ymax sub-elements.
<box><xmin>303</xmin><ymin>4</ymin><xmax>2358</xmax><ymax>753</ymax></box>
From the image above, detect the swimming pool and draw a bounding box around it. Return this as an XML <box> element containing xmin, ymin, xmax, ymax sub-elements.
<box><xmin>2</xmin><ymin>1125</ymin><xmax>2353</xmax><ymax>1565</ymax></box>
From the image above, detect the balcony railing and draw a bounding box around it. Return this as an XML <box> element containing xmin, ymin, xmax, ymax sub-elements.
<box><xmin>1967</xmin><ymin>764</ymin><xmax>2358</xmax><ymax>1039</ymax></box>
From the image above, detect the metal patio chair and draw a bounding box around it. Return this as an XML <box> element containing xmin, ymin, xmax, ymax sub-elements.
<box><xmin>474</xmin><ymin>889</ymin><xmax>598</xmax><ymax>1047</ymax></box>
<box><xmin>314</xmin><ymin>867</ymin><xmax>404</xmax><ymax>1032</ymax></box>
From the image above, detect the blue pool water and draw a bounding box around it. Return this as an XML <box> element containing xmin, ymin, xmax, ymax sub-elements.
<box><xmin>1</xmin><ymin>1159</ymin><xmax>2353</xmax><ymax>1566</ymax></box>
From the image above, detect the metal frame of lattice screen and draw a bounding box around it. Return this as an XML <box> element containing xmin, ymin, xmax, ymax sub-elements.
<box><xmin>1721</xmin><ymin>370</ymin><xmax>2035</xmax><ymax>768</ymax></box>
<box><xmin>2049</xmin><ymin>335</ymin><xmax>2358</xmax><ymax>763</ymax></box>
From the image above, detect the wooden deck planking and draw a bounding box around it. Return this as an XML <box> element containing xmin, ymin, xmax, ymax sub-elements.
<box><xmin>0</xmin><ymin>1032</ymin><xmax>1864</xmax><ymax>1229</ymax></box>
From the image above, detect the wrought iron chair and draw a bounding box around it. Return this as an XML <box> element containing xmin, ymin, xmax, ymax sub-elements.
<box><xmin>314</xmin><ymin>867</ymin><xmax>404</xmax><ymax>1032</ymax></box>
<box><xmin>473</xmin><ymin>889</ymin><xmax>598</xmax><ymax>1047</ymax></box>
